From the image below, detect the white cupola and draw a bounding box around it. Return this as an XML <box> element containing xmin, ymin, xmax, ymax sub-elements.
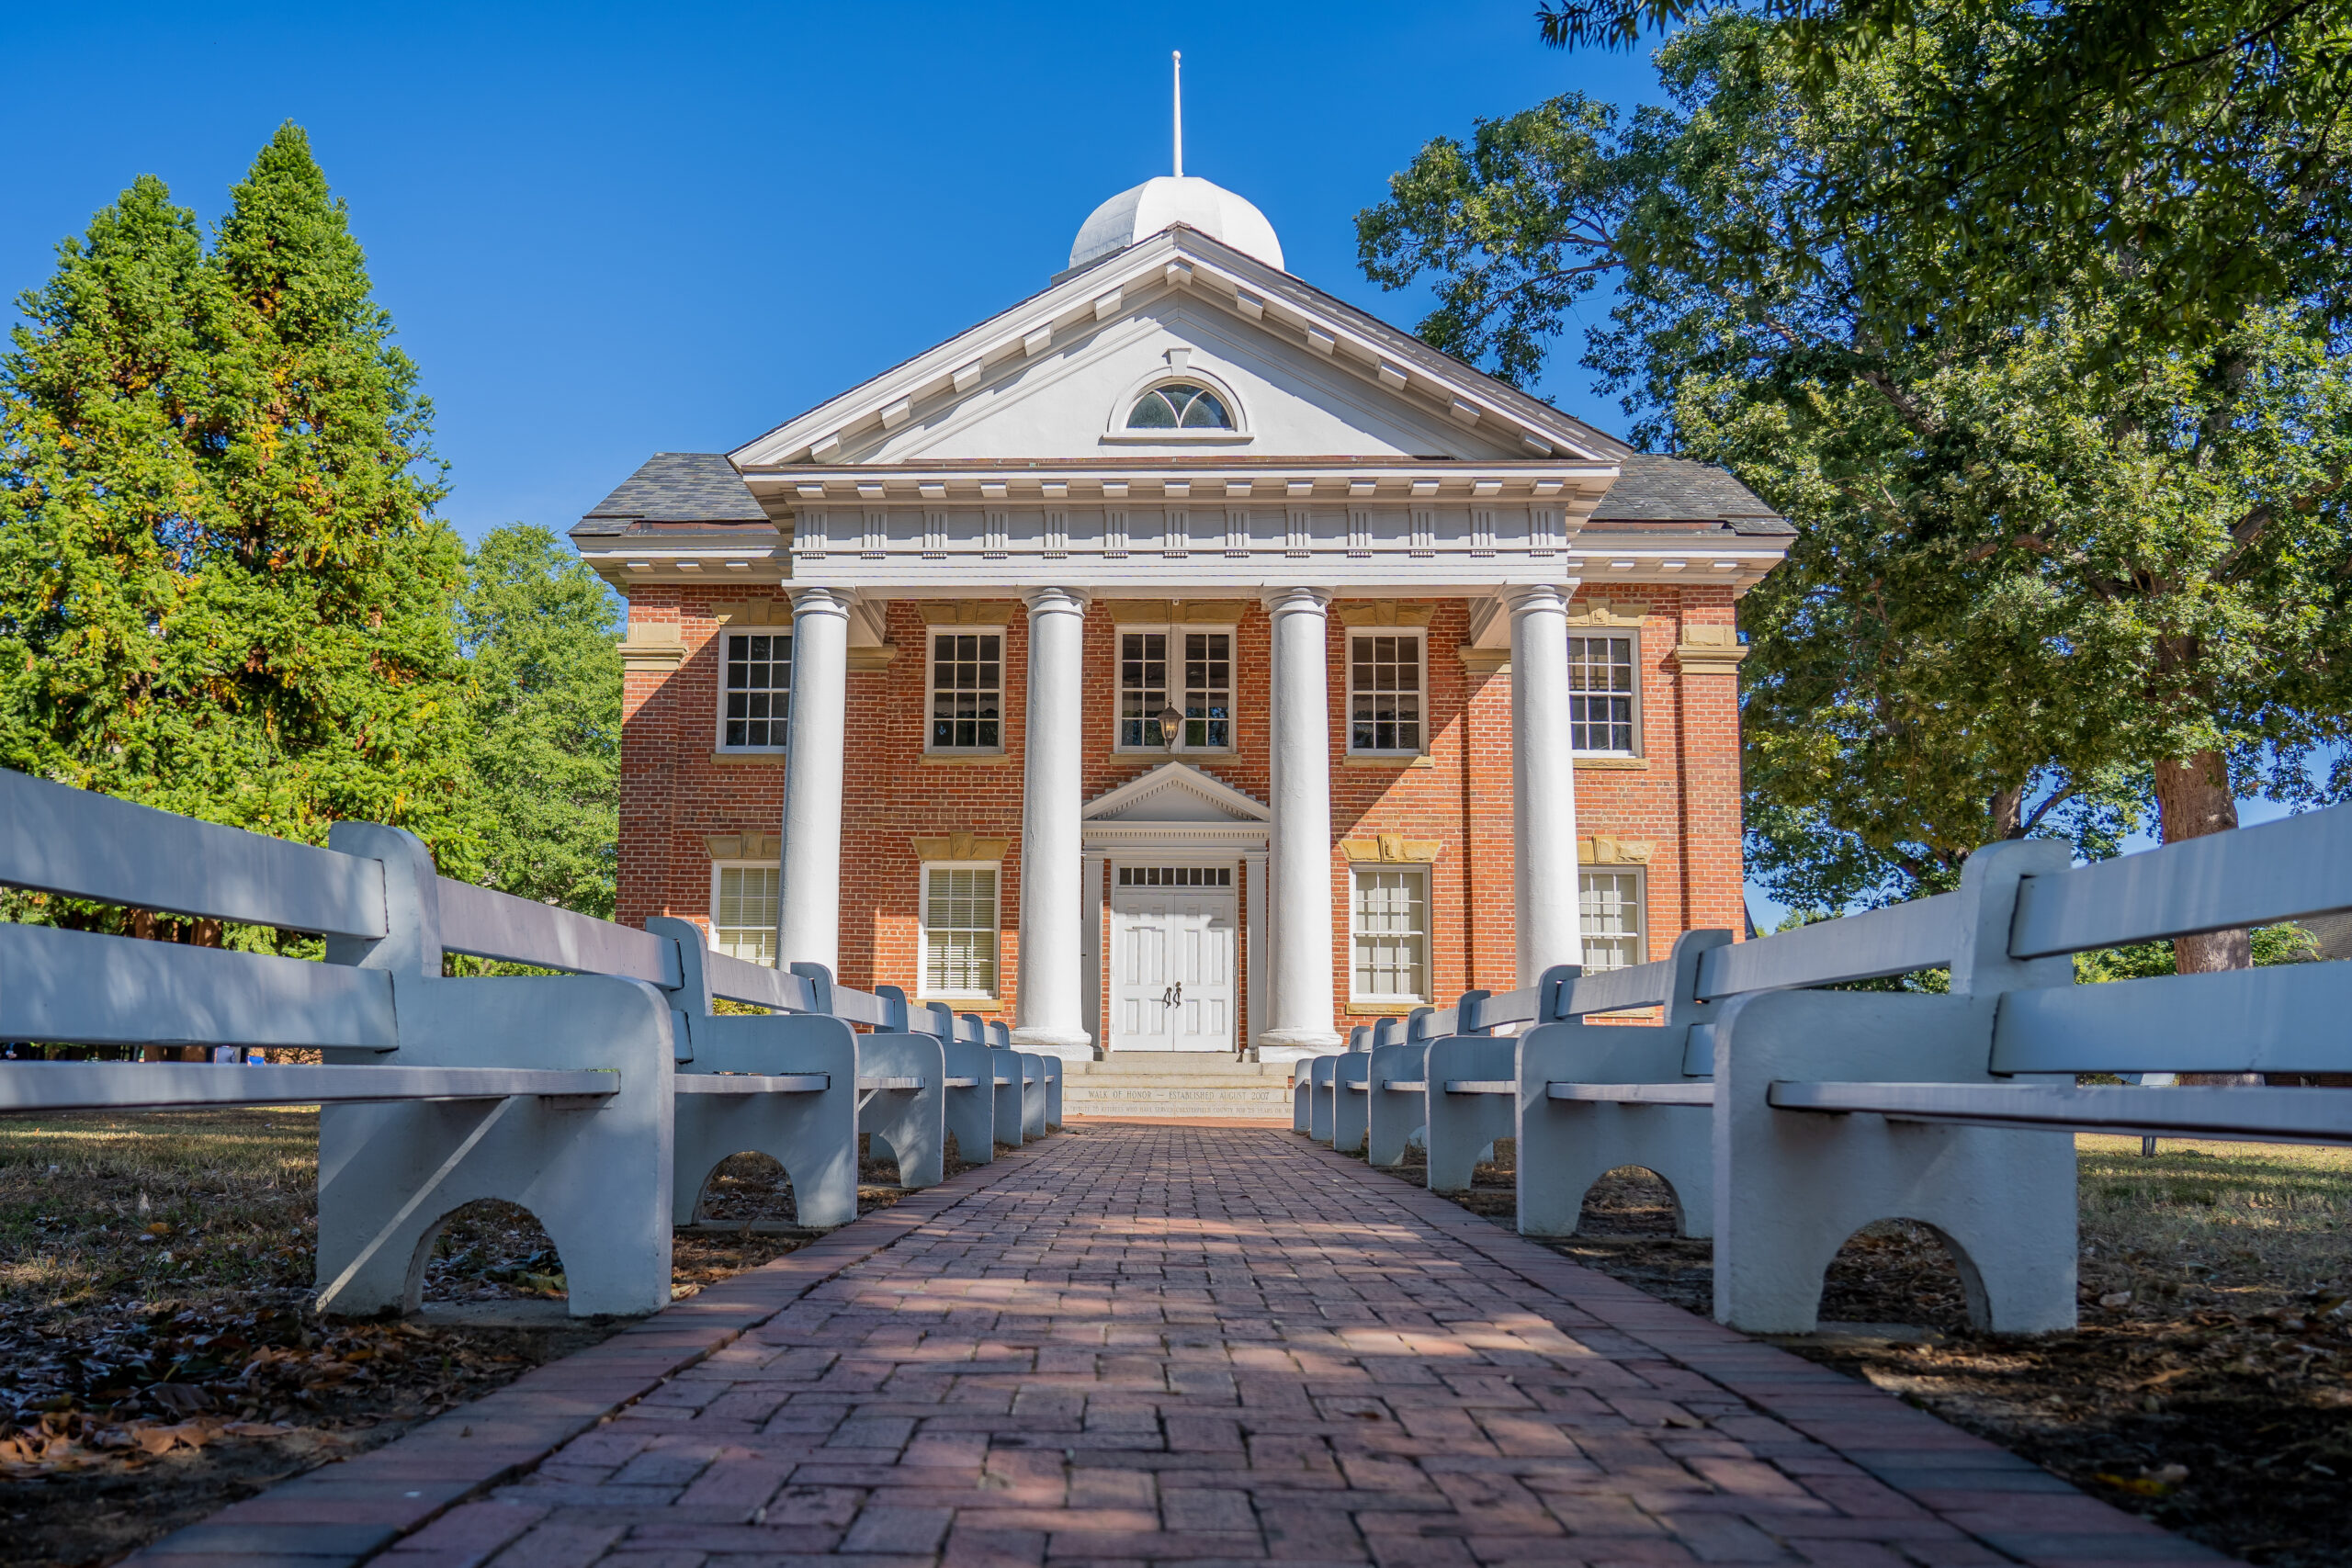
<box><xmin>1066</xmin><ymin>51</ymin><xmax>1285</xmax><ymax>275</ymax></box>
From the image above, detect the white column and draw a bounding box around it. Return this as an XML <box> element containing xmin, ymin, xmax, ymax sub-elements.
<box><xmin>777</xmin><ymin>587</ymin><xmax>852</xmax><ymax>976</ymax></box>
<box><xmin>1080</xmin><ymin>852</ymin><xmax>1106</xmax><ymax>1053</ymax></box>
<box><xmin>1243</xmin><ymin>850</ymin><xmax>1268</xmax><ymax>1055</ymax></box>
<box><xmin>1011</xmin><ymin>587</ymin><xmax>1093</xmax><ymax>1058</ymax></box>
<box><xmin>1259</xmin><ymin>587</ymin><xmax>1343</xmax><ymax>1060</ymax></box>
<box><xmin>1509</xmin><ymin>582</ymin><xmax>1580</xmax><ymax>985</ymax></box>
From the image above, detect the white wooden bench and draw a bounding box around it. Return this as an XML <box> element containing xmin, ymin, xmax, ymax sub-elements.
<box><xmin>0</xmin><ymin>768</ymin><xmax>1045</xmax><ymax>1321</ymax></box>
<box><xmin>1714</xmin><ymin>818</ymin><xmax>2352</xmax><ymax>1332</ymax></box>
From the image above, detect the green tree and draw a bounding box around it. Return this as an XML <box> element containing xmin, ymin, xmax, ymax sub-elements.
<box><xmin>1530</xmin><ymin>0</ymin><xmax>2352</xmax><ymax>349</ymax></box>
<box><xmin>458</xmin><ymin>525</ymin><xmax>622</xmax><ymax>916</ymax></box>
<box><xmin>0</xmin><ymin>125</ymin><xmax>477</xmax><ymax>873</ymax></box>
<box><xmin>1358</xmin><ymin>19</ymin><xmax>2352</xmax><ymax>975</ymax></box>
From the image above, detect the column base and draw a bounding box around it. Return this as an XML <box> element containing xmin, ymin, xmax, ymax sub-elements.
<box><xmin>1253</xmin><ymin>1027</ymin><xmax>1344</xmax><ymax>1066</ymax></box>
<box><xmin>1009</xmin><ymin>1026</ymin><xmax>1097</xmax><ymax>1062</ymax></box>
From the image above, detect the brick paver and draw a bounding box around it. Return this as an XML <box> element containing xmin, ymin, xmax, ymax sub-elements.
<box><xmin>153</xmin><ymin>1125</ymin><xmax>2234</xmax><ymax>1567</ymax></box>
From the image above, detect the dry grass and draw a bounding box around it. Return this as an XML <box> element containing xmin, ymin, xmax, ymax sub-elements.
<box><xmin>0</xmin><ymin>1108</ymin><xmax>975</xmax><ymax>1567</ymax></box>
<box><xmin>1378</xmin><ymin>1131</ymin><xmax>2352</xmax><ymax>1567</ymax></box>
<box><xmin>1</xmin><ymin>1108</ymin><xmax>320</xmax><ymax>1313</ymax></box>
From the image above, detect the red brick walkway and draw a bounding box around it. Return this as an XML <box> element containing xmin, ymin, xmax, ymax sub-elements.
<box><xmin>165</xmin><ymin>1124</ymin><xmax>2230</xmax><ymax>1567</ymax></box>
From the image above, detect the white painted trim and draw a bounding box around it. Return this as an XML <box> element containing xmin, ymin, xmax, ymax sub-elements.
<box><xmin>1567</xmin><ymin>626</ymin><xmax>1643</xmax><ymax>759</ymax></box>
<box><xmin>712</xmin><ymin>626</ymin><xmax>791</xmax><ymax>754</ymax></box>
<box><xmin>1341</xmin><ymin>625</ymin><xmax>1430</xmax><ymax>759</ymax></box>
<box><xmin>1110</xmin><ymin>624</ymin><xmax>1240</xmax><ymax>757</ymax></box>
<box><xmin>918</xmin><ymin>860</ymin><xmax>1002</xmax><ymax>1001</ymax></box>
<box><xmin>922</xmin><ymin>626</ymin><xmax>1009</xmax><ymax>756</ymax></box>
<box><xmin>1577</xmin><ymin>865</ymin><xmax>1648</xmax><ymax>972</ymax></box>
<box><xmin>1348</xmin><ymin>863</ymin><xmax>1432</xmax><ymax>1009</ymax></box>
<box><xmin>1102</xmin><ymin>363</ymin><xmax>1254</xmax><ymax>442</ymax></box>
<box><xmin>707</xmin><ymin>861</ymin><xmax>780</xmax><ymax>965</ymax></box>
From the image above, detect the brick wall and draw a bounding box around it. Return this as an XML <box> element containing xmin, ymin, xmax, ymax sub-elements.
<box><xmin>616</xmin><ymin>588</ymin><xmax>1745</xmax><ymax>1046</ymax></box>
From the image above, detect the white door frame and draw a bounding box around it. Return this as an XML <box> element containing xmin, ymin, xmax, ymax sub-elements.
<box><xmin>1104</xmin><ymin>860</ymin><xmax>1241</xmax><ymax>1053</ymax></box>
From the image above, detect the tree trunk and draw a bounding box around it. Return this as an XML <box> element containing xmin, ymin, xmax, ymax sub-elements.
<box><xmin>2153</xmin><ymin>751</ymin><xmax>2249</xmax><ymax>972</ymax></box>
<box><xmin>2153</xmin><ymin>750</ymin><xmax>2259</xmax><ymax>1086</ymax></box>
<box><xmin>1989</xmin><ymin>784</ymin><xmax>2026</xmax><ymax>840</ymax></box>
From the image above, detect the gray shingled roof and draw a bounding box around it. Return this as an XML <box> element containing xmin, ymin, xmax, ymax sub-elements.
<box><xmin>572</xmin><ymin>452</ymin><xmax>767</xmax><ymax>536</ymax></box>
<box><xmin>1590</xmin><ymin>455</ymin><xmax>1792</xmax><ymax>535</ymax></box>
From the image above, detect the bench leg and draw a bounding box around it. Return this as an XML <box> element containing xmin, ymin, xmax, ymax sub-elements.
<box><xmin>1331</xmin><ymin>1056</ymin><xmax>1371</xmax><ymax>1153</ymax></box>
<box><xmin>1423</xmin><ymin>1037</ymin><xmax>1517</xmax><ymax>1193</ymax></box>
<box><xmin>1515</xmin><ymin>1021</ymin><xmax>1713</xmax><ymax>1239</ymax></box>
<box><xmin>1713</xmin><ymin>990</ymin><xmax>2077</xmax><ymax>1335</ymax></box>
<box><xmin>1366</xmin><ymin>1044</ymin><xmax>1428</xmax><ymax>1168</ymax></box>
<box><xmin>859</xmin><ymin>1033</ymin><xmax>947</xmax><ymax>1190</ymax></box>
<box><xmin>675</xmin><ymin>1089</ymin><xmax>858</xmax><ymax>1230</ymax></box>
<box><xmin>317</xmin><ymin>976</ymin><xmax>675</xmax><ymax>1320</ymax></box>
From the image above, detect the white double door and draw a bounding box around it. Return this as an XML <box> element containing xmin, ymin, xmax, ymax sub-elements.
<box><xmin>1111</xmin><ymin>875</ymin><xmax>1237</xmax><ymax>1052</ymax></box>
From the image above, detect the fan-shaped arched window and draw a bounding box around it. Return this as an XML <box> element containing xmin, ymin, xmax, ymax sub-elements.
<box><xmin>1126</xmin><ymin>383</ymin><xmax>1233</xmax><ymax>431</ymax></box>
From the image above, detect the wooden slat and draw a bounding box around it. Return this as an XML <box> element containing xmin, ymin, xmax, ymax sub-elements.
<box><xmin>0</xmin><ymin>770</ymin><xmax>385</xmax><ymax>937</ymax></box>
<box><xmin>1990</xmin><ymin>961</ymin><xmax>2352</xmax><ymax>1077</ymax></box>
<box><xmin>0</xmin><ymin>1063</ymin><xmax>610</xmax><ymax>1112</ymax></box>
<box><xmin>2010</xmin><ymin>805</ymin><xmax>2352</xmax><ymax>958</ymax></box>
<box><xmin>673</xmin><ymin>1074</ymin><xmax>830</xmax><ymax>1094</ymax></box>
<box><xmin>437</xmin><ymin>880</ymin><xmax>681</xmax><ymax>987</ymax></box>
<box><xmin>0</xmin><ymin>922</ymin><xmax>396</xmax><ymax>1050</ymax></box>
<box><xmin>1565</xmin><ymin>958</ymin><xmax>1676</xmax><ymax>1016</ymax></box>
<box><xmin>1697</xmin><ymin>891</ymin><xmax>1959</xmax><ymax>998</ymax></box>
<box><xmin>1545</xmin><ymin>1082</ymin><xmax>1714</xmax><ymax>1105</ymax></box>
<box><xmin>1768</xmin><ymin>1081</ymin><xmax>2352</xmax><ymax>1144</ymax></box>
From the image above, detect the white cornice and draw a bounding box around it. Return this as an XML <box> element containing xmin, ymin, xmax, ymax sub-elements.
<box><xmin>727</xmin><ymin>228</ymin><xmax>1625</xmax><ymax>471</ymax></box>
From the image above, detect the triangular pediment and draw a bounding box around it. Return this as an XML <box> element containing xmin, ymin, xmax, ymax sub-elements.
<box><xmin>1084</xmin><ymin>761</ymin><xmax>1270</xmax><ymax>824</ymax></box>
<box><xmin>729</xmin><ymin>228</ymin><xmax>1626</xmax><ymax>471</ymax></box>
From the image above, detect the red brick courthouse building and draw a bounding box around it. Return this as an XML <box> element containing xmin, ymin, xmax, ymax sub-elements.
<box><xmin>571</xmin><ymin>173</ymin><xmax>1790</xmax><ymax>1063</ymax></box>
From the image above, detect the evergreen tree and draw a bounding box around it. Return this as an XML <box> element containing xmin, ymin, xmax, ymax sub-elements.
<box><xmin>0</xmin><ymin>125</ymin><xmax>479</xmax><ymax>873</ymax></box>
<box><xmin>458</xmin><ymin>525</ymin><xmax>622</xmax><ymax>916</ymax></box>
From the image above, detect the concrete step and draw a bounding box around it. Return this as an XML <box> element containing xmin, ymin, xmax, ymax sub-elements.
<box><xmin>1061</xmin><ymin>1055</ymin><xmax>1295</xmax><ymax>1117</ymax></box>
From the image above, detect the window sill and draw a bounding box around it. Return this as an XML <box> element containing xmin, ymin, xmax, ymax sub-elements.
<box><xmin>1347</xmin><ymin>1000</ymin><xmax>1427</xmax><ymax>1016</ymax></box>
<box><xmin>1574</xmin><ymin>756</ymin><xmax>1649</xmax><ymax>770</ymax></box>
<box><xmin>1097</xmin><ymin>431</ymin><xmax>1254</xmax><ymax>446</ymax></box>
<box><xmin>1344</xmin><ymin>754</ymin><xmax>1435</xmax><ymax>769</ymax></box>
<box><xmin>920</xmin><ymin>752</ymin><xmax>1012</xmax><ymax>766</ymax></box>
<box><xmin>710</xmin><ymin>750</ymin><xmax>786</xmax><ymax>764</ymax></box>
<box><xmin>917</xmin><ymin>996</ymin><xmax>1001</xmax><ymax>1010</ymax></box>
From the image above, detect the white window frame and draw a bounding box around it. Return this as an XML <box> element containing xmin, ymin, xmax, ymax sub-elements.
<box><xmin>1113</xmin><ymin>623</ymin><xmax>1238</xmax><ymax>755</ymax></box>
<box><xmin>715</xmin><ymin>629</ymin><xmax>790</xmax><ymax>753</ymax></box>
<box><xmin>925</xmin><ymin>628</ymin><xmax>1006</xmax><ymax>754</ymax></box>
<box><xmin>1345</xmin><ymin>630</ymin><xmax>1430</xmax><ymax>757</ymax></box>
<box><xmin>918</xmin><ymin>860</ymin><xmax>1001</xmax><ymax>1002</ymax></box>
<box><xmin>707</xmin><ymin>862</ymin><xmax>780</xmax><ymax>966</ymax></box>
<box><xmin>1348</xmin><ymin>863</ymin><xmax>1431</xmax><ymax>1007</ymax></box>
<box><xmin>1577</xmin><ymin>868</ymin><xmax>1646</xmax><ymax>972</ymax></box>
<box><xmin>1568</xmin><ymin>629</ymin><xmax>1642</xmax><ymax>757</ymax></box>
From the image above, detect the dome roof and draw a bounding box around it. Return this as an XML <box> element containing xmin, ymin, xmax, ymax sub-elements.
<box><xmin>1069</xmin><ymin>175</ymin><xmax>1284</xmax><ymax>273</ymax></box>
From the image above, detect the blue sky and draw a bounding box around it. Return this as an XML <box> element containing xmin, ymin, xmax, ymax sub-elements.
<box><xmin>2</xmin><ymin>3</ymin><xmax>2300</xmax><ymax>919</ymax></box>
<box><xmin>3</xmin><ymin>1</ymin><xmax>1665</xmax><ymax>544</ymax></box>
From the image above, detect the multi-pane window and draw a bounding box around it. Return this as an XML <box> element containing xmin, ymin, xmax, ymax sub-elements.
<box><xmin>720</xmin><ymin>633</ymin><xmax>790</xmax><ymax>749</ymax></box>
<box><xmin>929</xmin><ymin>633</ymin><xmax>1002</xmax><ymax>750</ymax></box>
<box><xmin>922</xmin><ymin>865</ymin><xmax>999</xmax><ymax>997</ymax></box>
<box><xmin>1569</xmin><ymin>635</ymin><xmax>1638</xmax><ymax>754</ymax></box>
<box><xmin>1351</xmin><ymin>867</ymin><xmax>1429</xmax><ymax>1003</ymax></box>
<box><xmin>1578</xmin><ymin>871</ymin><xmax>1644</xmax><ymax>971</ymax></box>
<box><xmin>1118</xmin><ymin>628</ymin><xmax>1233</xmax><ymax>749</ymax></box>
<box><xmin>711</xmin><ymin>865</ymin><xmax>778</xmax><ymax>964</ymax></box>
<box><xmin>1349</xmin><ymin>634</ymin><xmax>1423</xmax><ymax>753</ymax></box>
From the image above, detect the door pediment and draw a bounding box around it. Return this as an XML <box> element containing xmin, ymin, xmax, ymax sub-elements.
<box><xmin>1085</xmin><ymin>761</ymin><xmax>1269</xmax><ymax>825</ymax></box>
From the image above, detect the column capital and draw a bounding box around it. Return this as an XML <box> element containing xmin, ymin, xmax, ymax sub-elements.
<box><xmin>1261</xmin><ymin>586</ymin><xmax>1334</xmax><ymax>617</ymax></box>
<box><xmin>787</xmin><ymin>585</ymin><xmax>856</xmax><ymax>617</ymax></box>
<box><xmin>1502</xmin><ymin>582</ymin><xmax>1574</xmax><ymax>617</ymax></box>
<box><xmin>1023</xmin><ymin>585</ymin><xmax>1091</xmax><ymax>616</ymax></box>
